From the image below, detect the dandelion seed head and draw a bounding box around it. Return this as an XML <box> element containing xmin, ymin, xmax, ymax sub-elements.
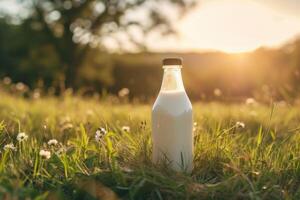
<box><xmin>4</xmin><ymin>143</ymin><xmax>17</xmax><ymax>151</ymax></box>
<box><xmin>17</xmin><ymin>132</ymin><xmax>28</xmax><ymax>142</ymax></box>
<box><xmin>95</xmin><ymin>134</ymin><xmax>101</xmax><ymax>142</ymax></box>
<box><xmin>48</xmin><ymin>139</ymin><xmax>58</xmax><ymax>146</ymax></box>
<box><xmin>236</xmin><ymin>121</ymin><xmax>245</xmax><ymax>129</ymax></box>
<box><xmin>95</xmin><ymin>127</ymin><xmax>107</xmax><ymax>142</ymax></box>
<box><xmin>99</xmin><ymin>127</ymin><xmax>107</xmax><ymax>135</ymax></box>
<box><xmin>122</xmin><ymin>126</ymin><xmax>130</xmax><ymax>132</ymax></box>
<box><xmin>39</xmin><ymin>149</ymin><xmax>51</xmax><ymax>159</ymax></box>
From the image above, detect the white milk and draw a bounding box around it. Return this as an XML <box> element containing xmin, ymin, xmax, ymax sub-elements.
<box><xmin>152</xmin><ymin>58</ymin><xmax>193</xmax><ymax>172</ymax></box>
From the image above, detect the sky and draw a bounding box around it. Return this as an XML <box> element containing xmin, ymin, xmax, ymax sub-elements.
<box><xmin>1</xmin><ymin>0</ymin><xmax>300</xmax><ymax>53</ymax></box>
<box><xmin>146</xmin><ymin>0</ymin><xmax>300</xmax><ymax>53</ymax></box>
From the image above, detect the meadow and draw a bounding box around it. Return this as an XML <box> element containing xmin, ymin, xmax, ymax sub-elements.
<box><xmin>0</xmin><ymin>90</ymin><xmax>300</xmax><ymax>200</ymax></box>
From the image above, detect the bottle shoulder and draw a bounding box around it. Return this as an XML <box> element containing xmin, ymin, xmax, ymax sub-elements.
<box><xmin>152</xmin><ymin>90</ymin><xmax>192</xmax><ymax>113</ymax></box>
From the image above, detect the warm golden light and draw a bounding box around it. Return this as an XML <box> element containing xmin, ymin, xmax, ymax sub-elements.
<box><xmin>148</xmin><ymin>0</ymin><xmax>300</xmax><ymax>53</ymax></box>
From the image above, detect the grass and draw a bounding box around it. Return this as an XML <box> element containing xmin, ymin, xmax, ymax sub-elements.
<box><xmin>0</xmin><ymin>91</ymin><xmax>300</xmax><ymax>199</ymax></box>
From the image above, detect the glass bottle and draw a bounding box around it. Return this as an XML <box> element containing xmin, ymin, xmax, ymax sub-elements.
<box><xmin>152</xmin><ymin>58</ymin><xmax>193</xmax><ymax>172</ymax></box>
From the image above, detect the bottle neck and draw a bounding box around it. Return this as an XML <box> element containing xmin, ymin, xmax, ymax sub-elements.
<box><xmin>160</xmin><ymin>66</ymin><xmax>185</xmax><ymax>92</ymax></box>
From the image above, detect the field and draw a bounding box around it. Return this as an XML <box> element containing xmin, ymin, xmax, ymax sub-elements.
<box><xmin>0</xmin><ymin>91</ymin><xmax>300</xmax><ymax>200</ymax></box>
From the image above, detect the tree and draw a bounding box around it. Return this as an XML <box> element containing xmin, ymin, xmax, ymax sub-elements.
<box><xmin>1</xmin><ymin>0</ymin><xmax>195</xmax><ymax>90</ymax></box>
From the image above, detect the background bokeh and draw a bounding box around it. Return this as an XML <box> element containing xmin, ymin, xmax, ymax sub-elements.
<box><xmin>1</xmin><ymin>0</ymin><xmax>300</xmax><ymax>102</ymax></box>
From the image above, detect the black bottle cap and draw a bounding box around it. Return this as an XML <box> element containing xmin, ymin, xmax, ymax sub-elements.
<box><xmin>162</xmin><ymin>58</ymin><xmax>182</xmax><ymax>66</ymax></box>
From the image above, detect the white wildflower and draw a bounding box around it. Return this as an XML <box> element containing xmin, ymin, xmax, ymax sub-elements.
<box><xmin>4</xmin><ymin>143</ymin><xmax>17</xmax><ymax>151</ymax></box>
<box><xmin>16</xmin><ymin>82</ymin><xmax>26</xmax><ymax>91</ymax></box>
<box><xmin>193</xmin><ymin>122</ymin><xmax>198</xmax><ymax>132</ymax></box>
<box><xmin>17</xmin><ymin>132</ymin><xmax>28</xmax><ymax>142</ymax></box>
<box><xmin>214</xmin><ymin>88</ymin><xmax>222</xmax><ymax>97</ymax></box>
<box><xmin>33</xmin><ymin>90</ymin><xmax>41</xmax><ymax>99</ymax></box>
<box><xmin>95</xmin><ymin>127</ymin><xmax>107</xmax><ymax>142</ymax></box>
<box><xmin>3</xmin><ymin>77</ymin><xmax>11</xmax><ymax>85</ymax></box>
<box><xmin>39</xmin><ymin>150</ymin><xmax>51</xmax><ymax>159</ymax></box>
<box><xmin>122</xmin><ymin>126</ymin><xmax>130</xmax><ymax>132</ymax></box>
<box><xmin>262</xmin><ymin>186</ymin><xmax>267</xmax><ymax>190</ymax></box>
<box><xmin>48</xmin><ymin>139</ymin><xmax>58</xmax><ymax>146</ymax></box>
<box><xmin>236</xmin><ymin>121</ymin><xmax>245</xmax><ymax>129</ymax></box>
<box><xmin>245</xmin><ymin>98</ymin><xmax>257</xmax><ymax>106</ymax></box>
<box><xmin>118</xmin><ymin>88</ymin><xmax>130</xmax><ymax>97</ymax></box>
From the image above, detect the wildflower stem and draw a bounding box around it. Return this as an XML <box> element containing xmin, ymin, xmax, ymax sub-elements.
<box><xmin>33</xmin><ymin>153</ymin><xmax>39</xmax><ymax>178</ymax></box>
<box><xmin>0</xmin><ymin>151</ymin><xmax>8</xmax><ymax>173</ymax></box>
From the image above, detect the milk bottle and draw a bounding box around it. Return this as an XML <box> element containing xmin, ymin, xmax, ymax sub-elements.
<box><xmin>152</xmin><ymin>58</ymin><xmax>193</xmax><ymax>172</ymax></box>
